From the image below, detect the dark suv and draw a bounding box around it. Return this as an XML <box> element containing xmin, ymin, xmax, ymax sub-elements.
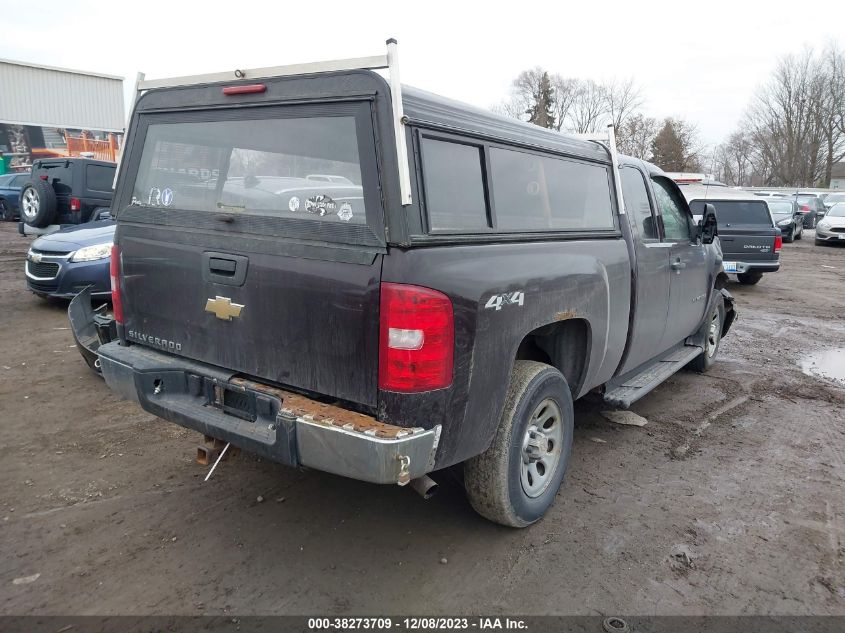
<box><xmin>18</xmin><ymin>158</ymin><xmax>115</xmax><ymax>234</ymax></box>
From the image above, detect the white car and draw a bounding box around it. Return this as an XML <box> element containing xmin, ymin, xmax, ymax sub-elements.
<box><xmin>815</xmin><ymin>203</ymin><xmax>845</xmax><ymax>245</ymax></box>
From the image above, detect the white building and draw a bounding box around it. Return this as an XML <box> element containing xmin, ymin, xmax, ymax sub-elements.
<box><xmin>0</xmin><ymin>58</ymin><xmax>124</xmax><ymax>172</ymax></box>
<box><xmin>830</xmin><ymin>162</ymin><xmax>845</xmax><ymax>190</ymax></box>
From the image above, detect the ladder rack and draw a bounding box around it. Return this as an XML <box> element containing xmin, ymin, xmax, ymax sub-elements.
<box><xmin>116</xmin><ymin>39</ymin><xmax>413</xmax><ymax>205</ymax></box>
<box><xmin>575</xmin><ymin>125</ymin><xmax>626</xmax><ymax>215</ymax></box>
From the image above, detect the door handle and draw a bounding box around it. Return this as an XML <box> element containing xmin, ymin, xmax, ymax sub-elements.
<box><xmin>671</xmin><ymin>260</ymin><xmax>686</xmax><ymax>271</ymax></box>
<box><xmin>208</xmin><ymin>257</ymin><xmax>237</xmax><ymax>276</ymax></box>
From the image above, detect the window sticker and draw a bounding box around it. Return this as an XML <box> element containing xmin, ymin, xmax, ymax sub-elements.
<box><xmin>305</xmin><ymin>194</ymin><xmax>337</xmax><ymax>217</ymax></box>
<box><xmin>337</xmin><ymin>202</ymin><xmax>354</xmax><ymax>222</ymax></box>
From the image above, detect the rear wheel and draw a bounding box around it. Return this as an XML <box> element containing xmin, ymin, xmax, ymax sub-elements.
<box><xmin>783</xmin><ymin>228</ymin><xmax>794</xmax><ymax>243</ymax></box>
<box><xmin>737</xmin><ymin>272</ymin><xmax>762</xmax><ymax>285</ymax></box>
<box><xmin>0</xmin><ymin>199</ymin><xmax>12</xmax><ymax>221</ymax></box>
<box><xmin>689</xmin><ymin>296</ymin><xmax>724</xmax><ymax>373</ymax></box>
<box><xmin>464</xmin><ymin>361</ymin><xmax>574</xmax><ymax>528</ymax></box>
<box><xmin>20</xmin><ymin>180</ymin><xmax>57</xmax><ymax>227</ymax></box>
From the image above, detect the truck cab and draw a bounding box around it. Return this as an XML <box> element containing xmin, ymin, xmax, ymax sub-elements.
<box><xmin>70</xmin><ymin>44</ymin><xmax>734</xmax><ymax>527</ymax></box>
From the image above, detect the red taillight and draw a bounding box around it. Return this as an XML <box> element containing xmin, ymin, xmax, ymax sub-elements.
<box><xmin>39</xmin><ymin>175</ymin><xmax>48</xmax><ymax>181</ymax></box>
<box><xmin>222</xmin><ymin>84</ymin><xmax>266</xmax><ymax>95</ymax></box>
<box><xmin>379</xmin><ymin>283</ymin><xmax>454</xmax><ymax>392</ymax></box>
<box><xmin>800</xmin><ymin>204</ymin><xmax>811</xmax><ymax>211</ymax></box>
<box><xmin>110</xmin><ymin>244</ymin><xmax>123</xmax><ymax>324</ymax></box>
<box><xmin>70</xmin><ymin>197</ymin><xmax>81</xmax><ymax>212</ymax></box>
<box><xmin>774</xmin><ymin>234</ymin><xmax>783</xmax><ymax>252</ymax></box>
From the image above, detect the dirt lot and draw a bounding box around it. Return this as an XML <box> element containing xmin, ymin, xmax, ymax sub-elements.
<box><xmin>1</xmin><ymin>222</ymin><xmax>843</xmax><ymax>616</ymax></box>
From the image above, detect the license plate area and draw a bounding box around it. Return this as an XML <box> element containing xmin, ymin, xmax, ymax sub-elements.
<box><xmin>212</xmin><ymin>383</ymin><xmax>257</xmax><ymax>422</ymax></box>
<box><xmin>723</xmin><ymin>261</ymin><xmax>738</xmax><ymax>273</ymax></box>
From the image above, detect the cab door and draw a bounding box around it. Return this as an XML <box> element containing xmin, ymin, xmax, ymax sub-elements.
<box><xmin>650</xmin><ymin>176</ymin><xmax>709</xmax><ymax>349</ymax></box>
<box><xmin>616</xmin><ymin>165</ymin><xmax>671</xmax><ymax>373</ymax></box>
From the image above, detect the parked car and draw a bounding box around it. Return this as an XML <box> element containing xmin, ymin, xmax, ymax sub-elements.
<box><xmin>0</xmin><ymin>172</ymin><xmax>26</xmax><ymax>221</ymax></box>
<box><xmin>685</xmin><ymin>186</ymin><xmax>782</xmax><ymax>285</ymax></box>
<box><xmin>766</xmin><ymin>198</ymin><xmax>804</xmax><ymax>242</ymax></box>
<box><xmin>70</xmin><ymin>54</ymin><xmax>736</xmax><ymax>527</ymax></box>
<box><xmin>815</xmin><ymin>203</ymin><xmax>845</xmax><ymax>245</ymax></box>
<box><xmin>18</xmin><ymin>157</ymin><xmax>115</xmax><ymax>236</ymax></box>
<box><xmin>791</xmin><ymin>193</ymin><xmax>826</xmax><ymax>228</ymax></box>
<box><xmin>822</xmin><ymin>192</ymin><xmax>845</xmax><ymax>210</ymax></box>
<box><xmin>25</xmin><ymin>220</ymin><xmax>114</xmax><ymax>299</ymax></box>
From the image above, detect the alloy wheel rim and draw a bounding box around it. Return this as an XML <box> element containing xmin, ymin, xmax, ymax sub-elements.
<box><xmin>520</xmin><ymin>398</ymin><xmax>564</xmax><ymax>498</ymax></box>
<box><xmin>22</xmin><ymin>189</ymin><xmax>39</xmax><ymax>220</ymax></box>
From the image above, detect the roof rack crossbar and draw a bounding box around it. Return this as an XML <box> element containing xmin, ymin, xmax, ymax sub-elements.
<box><xmin>573</xmin><ymin>125</ymin><xmax>626</xmax><ymax>216</ymax></box>
<box><xmin>116</xmin><ymin>40</ymin><xmax>413</xmax><ymax>205</ymax></box>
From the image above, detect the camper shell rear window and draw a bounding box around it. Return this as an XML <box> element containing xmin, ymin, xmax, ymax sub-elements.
<box><xmin>119</xmin><ymin>102</ymin><xmax>384</xmax><ymax>247</ymax></box>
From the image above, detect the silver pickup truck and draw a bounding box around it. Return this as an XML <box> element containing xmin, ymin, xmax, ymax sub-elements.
<box><xmin>70</xmin><ymin>43</ymin><xmax>736</xmax><ymax>527</ymax></box>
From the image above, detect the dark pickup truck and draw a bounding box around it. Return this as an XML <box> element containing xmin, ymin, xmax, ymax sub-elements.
<box><xmin>685</xmin><ymin>186</ymin><xmax>782</xmax><ymax>285</ymax></box>
<box><xmin>69</xmin><ymin>44</ymin><xmax>735</xmax><ymax>527</ymax></box>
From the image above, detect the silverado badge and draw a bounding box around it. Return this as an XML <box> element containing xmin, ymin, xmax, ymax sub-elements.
<box><xmin>205</xmin><ymin>296</ymin><xmax>245</xmax><ymax>321</ymax></box>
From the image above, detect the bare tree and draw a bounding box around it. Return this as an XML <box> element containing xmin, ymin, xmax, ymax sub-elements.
<box><xmin>745</xmin><ymin>48</ymin><xmax>828</xmax><ymax>186</ymax></box>
<box><xmin>568</xmin><ymin>80</ymin><xmax>608</xmax><ymax>134</ymax></box>
<box><xmin>604</xmin><ymin>78</ymin><xmax>644</xmax><ymax>133</ymax></box>
<box><xmin>713</xmin><ymin>130</ymin><xmax>757</xmax><ymax>186</ymax></box>
<box><xmin>498</xmin><ymin>67</ymin><xmax>576</xmax><ymax>132</ymax></box>
<box><xmin>816</xmin><ymin>43</ymin><xmax>845</xmax><ymax>185</ymax></box>
<box><xmin>617</xmin><ymin>113</ymin><xmax>659</xmax><ymax>160</ymax></box>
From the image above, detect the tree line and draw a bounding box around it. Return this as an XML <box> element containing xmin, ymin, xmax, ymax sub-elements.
<box><xmin>497</xmin><ymin>43</ymin><xmax>845</xmax><ymax>187</ymax></box>
<box><xmin>714</xmin><ymin>44</ymin><xmax>845</xmax><ymax>187</ymax></box>
<box><xmin>495</xmin><ymin>68</ymin><xmax>703</xmax><ymax>173</ymax></box>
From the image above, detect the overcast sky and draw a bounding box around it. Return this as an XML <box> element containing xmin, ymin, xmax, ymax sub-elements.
<box><xmin>2</xmin><ymin>0</ymin><xmax>843</xmax><ymax>149</ymax></box>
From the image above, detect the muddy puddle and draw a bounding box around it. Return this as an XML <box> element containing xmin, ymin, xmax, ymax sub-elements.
<box><xmin>801</xmin><ymin>347</ymin><xmax>845</xmax><ymax>384</ymax></box>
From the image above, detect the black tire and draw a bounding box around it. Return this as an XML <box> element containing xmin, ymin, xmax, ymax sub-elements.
<box><xmin>737</xmin><ymin>272</ymin><xmax>762</xmax><ymax>285</ymax></box>
<box><xmin>0</xmin><ymin>199</ymin><xmax>12</xmax><ymax>221</ymax></box>
<box><xmin>783</xmin><ymin>228</ymin><xmax>794</xmax><ymax>243</ymax></box>
<box><xmin>19</xmin><ymin>180</ymin><xmax>57</xmax><ymax>228</ymax></box>
<box><xmin>689</xmin><ymin>296</ymin><xmax>724</xmax><ymax>373</ymax></box>
<box><xmin>464</xmin><ymin>361</ymin><xmax>574</xmax><ymax>528</ymax></box>
<box><xmin>815</xmin><ymin>238</ymin><xmax>824</xmax><ymax>246</ymax></box>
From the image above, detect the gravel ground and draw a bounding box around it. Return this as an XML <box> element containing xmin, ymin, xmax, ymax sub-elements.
<box><xmin>0</xmin><ymin>222</ymin><xmax>843</xmax><ymax>616</ymax></box>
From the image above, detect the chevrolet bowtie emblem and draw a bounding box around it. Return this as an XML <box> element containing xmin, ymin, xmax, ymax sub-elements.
<box><xmin>205</xmin><ymin>296</ymin><xmax>244</xmax><ymax>321</ymax></box>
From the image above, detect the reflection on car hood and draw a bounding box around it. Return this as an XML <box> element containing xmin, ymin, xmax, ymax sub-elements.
<box><xmin>821</xmin><ymin>216</ymin><xmax>845</xmax><ymax>227</ymax></box>
<box><xmin>32</xmin><ymin>220</ymin><xmax>115</xmax><ymax>251</ymax></box>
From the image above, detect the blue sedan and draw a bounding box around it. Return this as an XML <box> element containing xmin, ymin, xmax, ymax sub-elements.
<box><xmin>0</xmin><ymin>172</ymin><xmax>26</xmax><ymax>221</ymax></box>
<box><xmin>25</xmin><ymin>220</ymin><xmax>114</xmax><ymax>299</ymax></box>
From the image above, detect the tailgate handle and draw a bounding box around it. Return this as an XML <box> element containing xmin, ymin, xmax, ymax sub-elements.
<box><xmin>202</xmin><ymin>252</ymin><xmax>248</xmax><ymax>287</ymax></box>
<box><xmin>209</xmin><ymin>257</ymin><xmax>237</xmax><ymax>276</ymax></box>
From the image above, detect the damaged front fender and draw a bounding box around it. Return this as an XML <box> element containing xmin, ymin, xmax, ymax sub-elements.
<box><xmin>719</xmin><ymin>287</ymin><xmax>737</xmax><ymax>337</ymax></box>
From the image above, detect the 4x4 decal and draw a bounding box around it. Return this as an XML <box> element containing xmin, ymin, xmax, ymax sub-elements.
<box><xmin>484</xmin><ymin>291</ymin><xmax>525</xmax><ymax>311</ymax></box>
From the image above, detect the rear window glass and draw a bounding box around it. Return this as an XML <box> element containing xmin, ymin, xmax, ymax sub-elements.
<box><xmin>767</xmin><ymin>201</ymin><xmax>794</xmax><ymax>215</ymax></box>
<box><xmin>37</xmin><ymin>163</ymin><xmax>72</xmax><ymax>194</ymax></box>
<box><xmin>689</xmin><ymin>200</ymin><xmax>772</xmax><ymax>226</ymax></box>
<box><xmin>130</xmin><ymin>116</ymin><xmax>367</xmax><ymax>225</ymax></box>
<box><xmin>420</xmin><ymin>138</ymin><xmax>488</xmax><ymax>231</ymax></box>
<box><xmin>86</xmin><ymin>164</ymin><xmax>115</xmax><ymax>192</ymax></box>
<box><xmin>490</xmin><ymin>148</ymin><xmax>614</xmax><ymax>231</ymax></box>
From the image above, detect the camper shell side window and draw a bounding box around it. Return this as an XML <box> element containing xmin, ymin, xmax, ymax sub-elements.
<box><xmin>413</xmin><ymin>128</ymin><xmax>617</xmax><ymax>237</ymax></box>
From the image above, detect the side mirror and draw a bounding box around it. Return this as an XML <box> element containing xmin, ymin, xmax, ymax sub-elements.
<box><xmin>699</xmin><ymin>203</ymin><xmax>718</xmax><ymax>244</ymax></box>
